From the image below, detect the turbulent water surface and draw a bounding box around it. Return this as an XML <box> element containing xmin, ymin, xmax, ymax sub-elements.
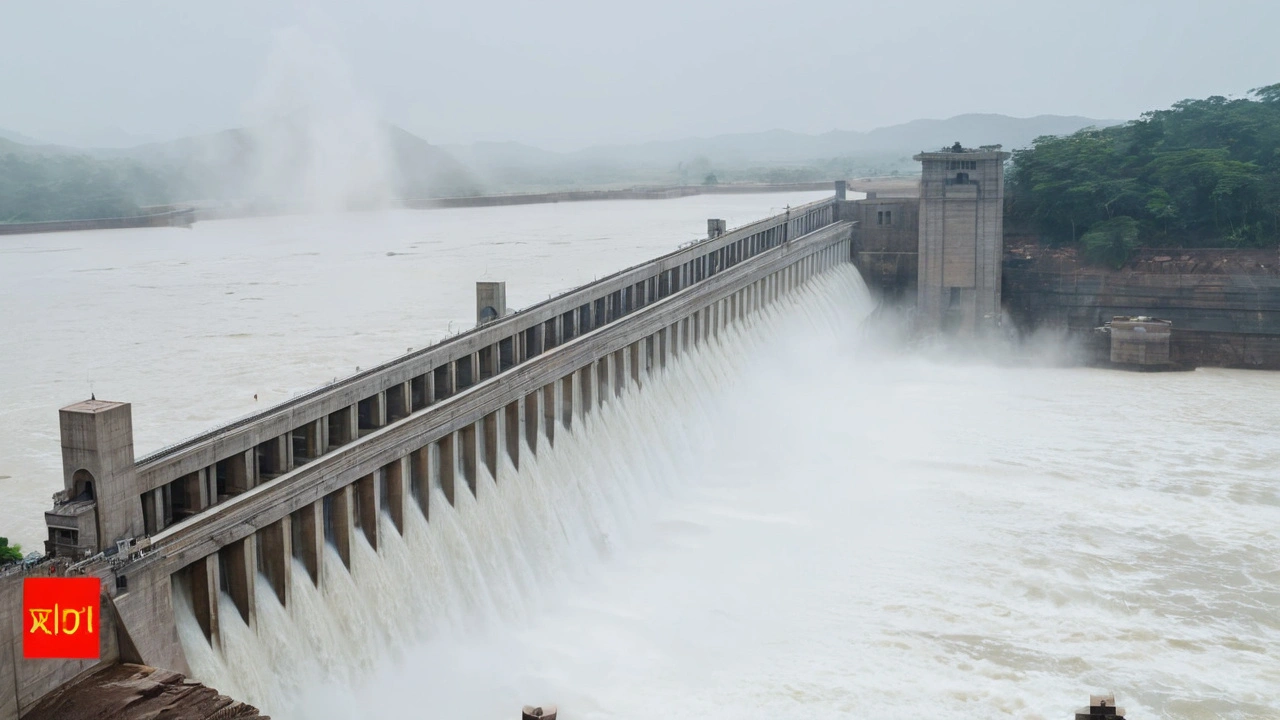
<box><xmin>3</xmin><ymin>194</ymin><xmax>1279</xmax><ymax>719</ymax></box>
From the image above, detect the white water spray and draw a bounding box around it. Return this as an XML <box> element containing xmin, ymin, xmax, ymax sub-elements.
<box><xmin>240</xmin><ymin>24</ymin><xmax>396</xmax><ymax>213</ymax></box>
<box><xmin>175</xmin><ymin>265</ymin><xmax>875</xmax><ymax>719</ymax></box>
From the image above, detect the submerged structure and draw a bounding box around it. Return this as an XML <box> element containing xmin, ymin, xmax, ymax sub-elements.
<box><xmin>1107</xmin><ymin>316</ymin><xmax>1174</xmax><ymax>368</ymax></box>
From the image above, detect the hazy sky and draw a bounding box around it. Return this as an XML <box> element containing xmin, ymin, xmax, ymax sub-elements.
<box><xmin>2</xmin><ymin>0</ymin><xmax>1277</xmax><ymax>149</ymax></box>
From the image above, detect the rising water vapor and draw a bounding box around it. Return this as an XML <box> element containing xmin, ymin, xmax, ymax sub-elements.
<box><xmin>175</xmin><ymin>266</ymin><xmax>876</xmax><ymax>719</ymax></box>
<box><xmin>850</xmin><ymin>299</ymin><xmax>1097</xmax><ymax>371</ymax></box>
<box><xmin>240</xmin><ymin>25</ymin><xmax>397</xmax><ymax>213</ymax></box>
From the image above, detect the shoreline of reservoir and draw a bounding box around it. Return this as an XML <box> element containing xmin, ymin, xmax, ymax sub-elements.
<box><xmin>0</xmin><ymin>179</ymin><xmax>910</xmax><ymax>233</ymax></box>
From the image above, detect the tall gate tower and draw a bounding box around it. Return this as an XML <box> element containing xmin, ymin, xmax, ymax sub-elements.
<box><xmin>914</xmin><ymin>143</ymin><xmax>1010</xmax><ymax>333</ymax></box>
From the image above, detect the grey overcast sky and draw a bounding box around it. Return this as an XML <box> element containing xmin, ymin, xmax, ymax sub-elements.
<box><xmin>1</xmin><ymin>0</ymin><xmax>1277</xmax><ymax>149</ymax></box>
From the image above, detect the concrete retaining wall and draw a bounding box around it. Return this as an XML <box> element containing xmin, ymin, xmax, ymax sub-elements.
<box><xmin>0</xmin><ymin>567</ymin><xmax>120</xmax><ymax>720</ymax></box>
<box><xmin>849</xmin><ymin>197</ymin><xmax>920</xmax><ymax>303</ymax></box>
<box><xmin>0</xmin><ymin>208</ymin><xmax>195</xmax><ymax>236</ymax></box>
<box><xmin>1003</xmin><ymin>264</ymin><xmax>1280</xmax><ymax>369</ymax></box>
<box><xmin>404</xmin><ymin>183</ymin><xmax>837</xmax><ymax>210</ymax></box>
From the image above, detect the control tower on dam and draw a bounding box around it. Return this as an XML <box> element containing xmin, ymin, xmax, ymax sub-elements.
<box><xmin>0</xmin><ymin>186</ymin><xmax>857</xmax><ymax>719</ymax></box>
<box><xmin>846</xmin><ymin>143</ymin><xmax>1010</xmax><ymax>333</ymax></box>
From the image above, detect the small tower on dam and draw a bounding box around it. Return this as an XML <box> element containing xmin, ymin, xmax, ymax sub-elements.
<box><xmin>45</xmin><ymin>399</ymin><xmax>144</xmax><ymax>558</ymax></box>
<box><xmin>914</xmin><ymin>142</ymin><xmax>1010</xmax><ymax>333</ymax></box>
<box><xmin>477</xmin><ymin>281</ymin><xmax>507</xmax><ymax>326</ymax></box>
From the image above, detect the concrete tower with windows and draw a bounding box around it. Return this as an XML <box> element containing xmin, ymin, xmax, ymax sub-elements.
<box><xmin>914</xmin><ymin>143</ymin><xmax>1010</xmax><ymax>333</ymax></box>
<box><xmin>44</xmin><ymin>399</ymin><xmax>143</xmax><ymax>558</ymax></box>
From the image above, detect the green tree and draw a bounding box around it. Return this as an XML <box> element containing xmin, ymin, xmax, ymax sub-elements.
<box><xmin>1007</xmin><ymin>84</ymin><xmax>1280</xmax><ymax>250</ymax></box>
<box><xmin>0</xmin><ymin>151</ymin><xmax>150</xmax><ymax>223</ymax></box>
<box><xmin>0</xmin><ymin>537</ymin><xmax>22</xmax><ymax>564</ymax></box>
<box><xmin>1081</xmin><ymin>216</ymin><xmax>1140</xmax><ymax>268</ymax></box>
<box><xmin>1253</xmin><ymin>83</ymin><xmax>1280</xmax><ymax>104</ymax></box>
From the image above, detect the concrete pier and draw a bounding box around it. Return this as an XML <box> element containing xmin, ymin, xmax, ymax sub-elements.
<box><xmin>259</xmin><ymin>515</ymin><xmax>291</xmax><ymax>608</ymax></box>
<box><xmin>330</xmin><ymin>485</ymin><xmax>353</xmax><ymax>570</ymax></box>
<box><xmin>504</xmin><ymin>401</ymin><xmax>521</xmax><ymax>470</ymax></box>
<box><xmin>436</xmin><ymin>434</ymin><xmax>456</xmax><ymax>506</ymax></box>
<box><xmin>294</xmin><ymin>501</ymin><xmax>324</xmax><ymax>587</ymax></box>
<box><xmin>356</xmin><ymin>472</ymin><xmax>379</xmax><ymax>551</ymax></box>
<box><xmin>221</xmin><ymin>536</ymin><xmax>255</xmax><ymax>628</ymax></box>
<box><xmin>187</xmin><ymin>555</ymin><xmax>219</xmax><ymax>645</ymax></box>
<box><xmin>384</xmin><ymin>458</ymin><xmax>407</xmax><ymax>534</ymax></box>
<box><xmin>410</xmin><ymin>447</ymin><xmax>431</xmax><ymax>517</ymax></box>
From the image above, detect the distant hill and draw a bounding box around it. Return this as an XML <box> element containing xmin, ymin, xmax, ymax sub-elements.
<box><xmin>387</xmin><ymin>125</ymin><xmax>481</xmax><ymax>199</ymax></box>
<box><xmin>0</xmin><ymin>123</ymin><xmax>480</xmax><ymax>222</ymax></box>
<box><xmin>828</xmin><ymin>113</ymin><xmax>1124</xmax><ymax>156</ymax></box>
<box><xmin>443</xmin><ymin>140</ymin><xmax>563</xmax><ymax>169</ymax></box>
<box><xmin>0</xmin><ymin>128</ymin><xmax>44</xmax><ymax>145</ymax></box>
<box><xmin>118</xmin><ymin>122</ymin><xmax>480</xmax><ymax>206</ymax></box>
<box><xmin>442</xmin><ymin>114</ymin><xmax>1124</xmax><ymax>187</ymax></box>
<box><xmin>3</xmin><ymin>113</ymin><xmax>1119</xmax><ymax>221</ymax></box>
<box><xmin>0</xmin><ymin>137</ymin><xmax>162</xmax><ymax>222</ymax></box>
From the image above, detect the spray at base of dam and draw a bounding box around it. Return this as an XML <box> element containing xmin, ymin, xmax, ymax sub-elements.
<box><xmin>174</xmin><ymin>262</ymin><xmax>1280</xmax><ymax>720</ymax></box>
<box><xmin>174</xmin><ymin>265</ymin><xmax>876</xmax><ymax>719</ymax></box>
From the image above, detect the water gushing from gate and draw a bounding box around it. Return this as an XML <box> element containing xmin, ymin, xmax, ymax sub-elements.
<box><xmin>174</xmin><ymin>265</ymin><xmax>874</xmax><ymax>719</ymax></box>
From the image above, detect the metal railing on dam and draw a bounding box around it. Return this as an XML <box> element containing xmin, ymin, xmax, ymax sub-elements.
<box><xmin>128</xmin><ymin>197</ymin><xmax>838</xmax><ymax>508</ymax></box>
<box><xmin>1</xmin><ymin>189</ymin><xmax>857</xmax><ymax>720</ymax></box>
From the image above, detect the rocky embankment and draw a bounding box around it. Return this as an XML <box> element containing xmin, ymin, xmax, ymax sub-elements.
<box><xmin>23</xmin><ymin>663</ymin><xmax>266</xmax><ymax>720</ymax></box>
<box><xmin>1002</xmin><ymin>240</ymin><xmax>1280</xmax><ymax>368</ymax></box>
<box><xmin>1004</xmin><ymin>240</ymin><xmax>1279</xmax><ymax>277</ymax></box>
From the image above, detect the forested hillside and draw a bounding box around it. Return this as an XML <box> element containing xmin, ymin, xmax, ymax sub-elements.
<box><xmin>0</xmin><ymin>125</ymin><xmax>478</xmax><ymax>223</ymax></box>
<box><xmin>1006</xmin><ymin>85</ymin><xmax>1280</xmax><ymax>266</ymax></box>
<box><xmin>0</xmin><ymin>140</ymin><xmax>171</xmax><ymax>222</ymax></box>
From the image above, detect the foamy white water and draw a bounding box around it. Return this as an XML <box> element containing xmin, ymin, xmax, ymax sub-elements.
<box><xmin>174</xmin><ymin>262</ymin><xmax>861</xmax><ymax>718</ymax></box>
<box><xmin>174</xmin><ymin>266</ymin><xmax>1280</xmax><ymax>720</ymax></box>
<box><xmin>3</xmin><ymin>199</ymin><xmax>1279</xmax><ymax>719</ymax></box>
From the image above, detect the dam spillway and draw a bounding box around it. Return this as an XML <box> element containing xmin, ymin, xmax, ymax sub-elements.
<box><xmin>1</xmin><ymin>192</ymin><xmax>856</xmax><ymax>717</ymax></box>
<box><xmin>174</xmin><ymin>264</ymin><xmax>878</xmax><ymax>716</ymax></box>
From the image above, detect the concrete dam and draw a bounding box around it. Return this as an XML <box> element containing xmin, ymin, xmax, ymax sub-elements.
<box><xmin>2</xmin><ymin>190</ymin><xmax>854</xmax><ymax>718</ymax></box>
<box><xmin>7</xmin><ymin>148</ymin><xmax>1277</xmax><ymax>718</ymax></box>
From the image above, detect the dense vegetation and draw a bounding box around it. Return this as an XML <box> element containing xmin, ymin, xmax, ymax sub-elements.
<box><xmin>1007</xmin><ymin>85</ymin><xmax>1280</xmax><ymax>265</ymax></box>
<box><xmin>0</xmin><ymin>149</ymin><xmax>161</xmax><ymax>223</ymax></box>
<box><xmin>0</xmin><ymin>537</ymin><xmax>22</xmax><ymax>564</ymax></box>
